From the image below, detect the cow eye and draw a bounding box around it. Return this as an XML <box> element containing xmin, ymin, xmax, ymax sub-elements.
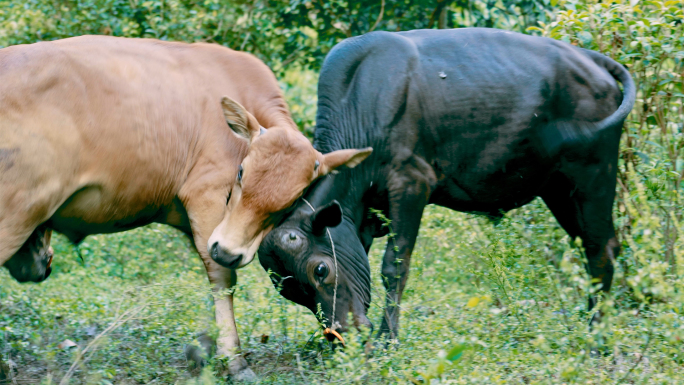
<box><xmin>237</xmin><ymin>165</ymin><xmax>243</xmax><ymax>183</ymax></box>
<box><xmin>314</xmin><ymin>263</ymin><xmax>328</xmax><ymax>279</ymax></box>
<box><xmin>288</xmin><ymin>232</ymin><xmax>298</xmax><ymax>241</ymax></box>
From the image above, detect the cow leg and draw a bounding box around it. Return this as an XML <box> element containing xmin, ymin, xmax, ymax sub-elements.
<box><xmin>378</xmin><ymin>158</ymin><xmax>435</xmax><ymax>340</ymax></box>
<box><xmin>181</xmin><ymin>191</ymin><xmax>256</xmax><ymax>382</ymax></box>
<box><xmin>541</xmin><ymin>167</ymin><xmax>619</xmax><ymax>325</ymax></box>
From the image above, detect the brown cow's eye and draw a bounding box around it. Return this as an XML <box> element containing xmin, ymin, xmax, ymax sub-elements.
<box><xmin>314</xmin><ymin>263</ymin><xmax>328</xmax><ymax>279</ymax></box>
<box><xmin>237</xmin><ymin>165</ymin><xmax>243</xmax><ymax>183</ymax></box>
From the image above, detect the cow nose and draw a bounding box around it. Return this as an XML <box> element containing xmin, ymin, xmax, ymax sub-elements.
<box><xmin>211</xmin><ymin>242</ymin><xmax>220</xmax><ymax>259</ymax></box>
<box><xmin>210</xmin><ymin>242</ymin><xmax>244</xmax><ymax>269</ymax></box>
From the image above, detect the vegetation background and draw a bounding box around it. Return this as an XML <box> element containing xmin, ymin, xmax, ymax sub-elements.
<box><xmin>1</xmin><ymin>0</ymin><xmax>683</xmax><ymax>383</ymax></box>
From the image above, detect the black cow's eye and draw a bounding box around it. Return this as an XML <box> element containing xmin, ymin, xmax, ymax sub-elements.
<box><xmin>288</xmin><ymin>232</ymin><xmax>298</xmax><ymax>241</ymax></box>
<box><xmin>314</xmin><ymin>263</ymin><xmax>328</xmax><ymax>279</ymax></box>
<box><xmin>237</xmin><ymin>165</ymin><xmax>243</xmax><ymax>183</ymax></box>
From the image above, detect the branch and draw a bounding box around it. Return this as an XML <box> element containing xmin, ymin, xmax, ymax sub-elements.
<box><xmin>59</xmin><ymin>304</ymin><xmax>146</xmax><ymax>385</ymax></box>
<box><xmin>428</xmin><ymin>0</ymin><xmax>452</xmax><ymax>29</ymax></box>
<box><xmin>368</xmin><ymin>0</ymin><xmax>386</xmax><ymax>33</ymax></box>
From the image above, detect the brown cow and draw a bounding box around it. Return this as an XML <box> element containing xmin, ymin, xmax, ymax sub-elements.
<box><xmin>0</xmin><ymin>36</ymin><xmax>370</xmax><ymax>380</ymax></box>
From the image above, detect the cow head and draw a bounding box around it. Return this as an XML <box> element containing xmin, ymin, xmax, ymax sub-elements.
<box><xmin>258</xmin><ymin>200</ymin><xmax>372</xmax><ymax>341</ymax></box>
<box><xmin>4</xmin><ymin>226</ymin><xmax>54</xmax><ymax>283</ymax></box>
<box><xmin>207</xmin><ymin>97</ymin><xmax>372</xmax><ymax>269</ymax></box>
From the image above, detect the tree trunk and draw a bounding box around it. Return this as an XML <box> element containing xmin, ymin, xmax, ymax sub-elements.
<box><xmin>0</xmin><ymin>358</ymin><xmax>10</xmax><ymax>382</ymax></box>
<box><xmin>438</xmin><ymin>6</ymin><xmax>448</xmax><ymax>29</ymax></box>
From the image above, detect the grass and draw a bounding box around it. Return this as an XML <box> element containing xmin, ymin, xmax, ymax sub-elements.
<box><xmin>2</xmin><ymin>195</ymin><xmax>683</xmax><ymax>384</ymax></box>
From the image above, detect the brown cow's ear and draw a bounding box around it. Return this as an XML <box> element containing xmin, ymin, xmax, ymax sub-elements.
<box><xmin>221</xmin><ymin>96</ymin><xmax>259</xmax><ymax>144</ymax></box>
<box><xmin>320</xmin><ymin>148</ymin><xmax>373</xmax><ymax>176</ymax></box>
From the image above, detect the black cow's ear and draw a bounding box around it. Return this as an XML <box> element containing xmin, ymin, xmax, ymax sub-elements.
<box><xmin>311</xmin><ymin>200</ymin><xmax>343</xmax><ymax>236</ymax></box>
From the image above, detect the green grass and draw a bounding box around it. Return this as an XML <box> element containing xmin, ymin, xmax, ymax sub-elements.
<box><xmin>2</xmin><ymin>196</ymin><xmax>683</xmax><ymax>384</ymax></box>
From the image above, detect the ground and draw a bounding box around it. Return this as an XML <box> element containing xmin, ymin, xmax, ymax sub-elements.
<box><xmin>1</xmin><ymin>199</ymin><xmax>683</xmax><ymax>384</ymax></box>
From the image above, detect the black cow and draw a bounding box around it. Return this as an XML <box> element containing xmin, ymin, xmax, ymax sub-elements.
<box><xmin>258</xmin><ymin>28</ymin><xmax>635</xmax><ymax>341</ymax></box>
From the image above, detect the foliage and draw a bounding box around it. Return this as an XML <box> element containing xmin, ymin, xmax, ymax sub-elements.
<box><xmin>0</xmin><ymin>0</ymin><xmax>556</xmax><ymax>72</ymax></box>
<box><xmin>271</xmin><ymin>0</ymin><xmax>557</xmax><ymax>70</ymax></box>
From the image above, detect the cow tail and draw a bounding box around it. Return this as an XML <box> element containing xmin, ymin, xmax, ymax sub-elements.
<box><xmin>545</xmin><ymin>49</ymin><xmax>636</xmax><ymax>154</ymax></box>
<box><xmin>580</xmin><ymin>48</ymin><xmax>637</xmax><ymax>134</ymax></box>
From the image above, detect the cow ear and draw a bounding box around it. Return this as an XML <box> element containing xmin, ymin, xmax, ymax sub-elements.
<box><xmin>221</xmin><ymin>96</ymin><xmax>259</xmax><ymax>144</ymax></box>
<box><xmin>311</xmin><ymin>200</ymin><xmax>343</xmax><ymax>236</ymax></box>
<box><xmin>319</xmin><ymin>148</ymin><xmax>373</xmax><ymax>176</ymax></box>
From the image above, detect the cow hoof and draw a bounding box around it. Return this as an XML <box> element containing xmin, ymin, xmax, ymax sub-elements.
<box><xmin>232</xmin><ymin>367</ymin><xmax>257</xmax><ymax>382</ymax></box>
<box><xmin>227</xmin><ymin>357</ymin><xmax>256</xmax><ymax>382</ymax></box>
<box><xmin>589</xmin><ymin>311</ymin><xmax>604</xmax><ymax>327</ymax></box>
<box><xmin>184</xmin><ymin>332</ymin><xmax>217</xmax><ymax>375</ymax></box>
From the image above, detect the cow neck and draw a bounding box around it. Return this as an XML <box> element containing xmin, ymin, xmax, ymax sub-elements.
<box><xmin>310</xmin><ymin>99</ymin><xmax>388</xmax><ymax>230</ymax></box>
<box><xmin>305</xmin><ymin>159</ymin><xmax>379</xmax><ymax>231</ymax></box>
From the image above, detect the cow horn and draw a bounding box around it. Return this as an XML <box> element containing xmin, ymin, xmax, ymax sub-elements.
<box><xmin>324</xmin><ymin>328</ymin><xmax>345</xmax><ymax>347</ymax></box>
<box><xmin>46</xmin><ymin>250</ymin><xmax>54</xmax><ymax>269</ymax></box>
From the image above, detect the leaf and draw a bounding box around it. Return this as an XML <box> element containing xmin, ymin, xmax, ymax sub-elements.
<box><xmin>446</xmin><ymin>344</ymin><xmax>467</xmax><ymax>362</ymax></box>
<box><xmin>578</xmin><ymin>31</ymin><xmax>593</xmax><ymax>45</ymax></box>
<box><xmin>636</xmin><ymin>151</ymin><xmax>651</xmax><ymax>164</ymax></box>
<box><xmin>526</xmin><ymin>26</ymin><xmax>545</xmax><ymax>33</ymax></box>
<box><xmin>466</xmin><ymin>297</ymin><xmax>480</xmax><ymax>308</ymax></box>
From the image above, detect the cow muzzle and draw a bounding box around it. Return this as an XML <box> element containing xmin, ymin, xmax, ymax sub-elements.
<box><xmin>321</xmin><ymin>313</ymin><xmax>373</xmax><ymax>347</ymax></box>
<box><xmin>210</xmin><ymin>242</ymin><xmax>244</xmax><ymax>269</ymax></box>
<box><xmin>6</xmin><ymin>246</ymin><xmax>54</xmax><ymax>283</ymax></box>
